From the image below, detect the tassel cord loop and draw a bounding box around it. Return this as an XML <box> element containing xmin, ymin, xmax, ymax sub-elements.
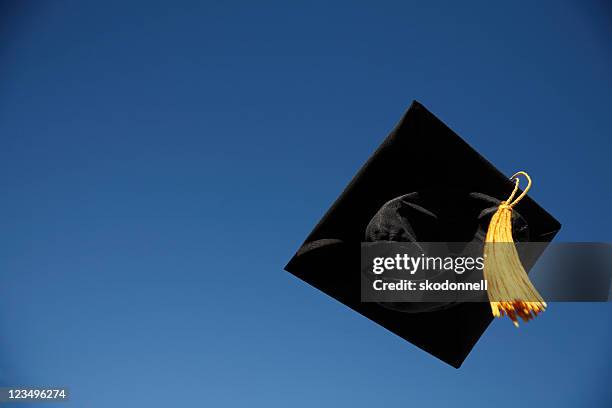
<box><xmin>505</xmin><ymin>171</ymin><xmax>532</xmax><ymax>208</ymax></box>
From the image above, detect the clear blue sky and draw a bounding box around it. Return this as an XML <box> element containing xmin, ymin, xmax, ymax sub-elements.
<box><xmin>0</xmin><ymin>1</ymin><xmax>610</xmax><ymax>407</ymax></box>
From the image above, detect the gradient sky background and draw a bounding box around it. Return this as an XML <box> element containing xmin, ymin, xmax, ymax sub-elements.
<box><xmin>1</xmin><ymin>1</ymin><xmax>611</xmax><ymax>407</ymax></box>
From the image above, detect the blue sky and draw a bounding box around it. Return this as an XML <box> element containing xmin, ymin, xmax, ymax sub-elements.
<box><xmin>0</xmin><ymin>1</ymin><xmax>610</xmax><ymax>407</ymax></box>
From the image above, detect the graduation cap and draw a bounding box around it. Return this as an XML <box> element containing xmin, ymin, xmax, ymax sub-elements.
<box><xmin>285</xmin><ymin>101</ymin><xmax>561</xmax><ymax>368</ymax></box>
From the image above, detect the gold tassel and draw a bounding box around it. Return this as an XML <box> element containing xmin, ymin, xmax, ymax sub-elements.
<box><xmin>483</xmin><ymin>171</ymin><xmax>547</xmax><ymax>327</ymax></box>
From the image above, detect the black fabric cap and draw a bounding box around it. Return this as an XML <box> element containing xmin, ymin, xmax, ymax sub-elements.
<box><xmin>284</xmin><ymin>101</ymin><xmax>561</xmax><ymax>368</ymax></box>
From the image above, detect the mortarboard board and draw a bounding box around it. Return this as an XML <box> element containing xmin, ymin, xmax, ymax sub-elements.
<box><xmin>284</xmin><ymin>101</ymin><xmax>561</xmax><ymax>368</ymax></box>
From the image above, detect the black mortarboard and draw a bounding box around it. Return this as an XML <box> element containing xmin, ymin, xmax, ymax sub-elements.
<box><xmin>284</xmin><ymin>101</ymin><xmax>561</xmax><ymax>368</ymax></box>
